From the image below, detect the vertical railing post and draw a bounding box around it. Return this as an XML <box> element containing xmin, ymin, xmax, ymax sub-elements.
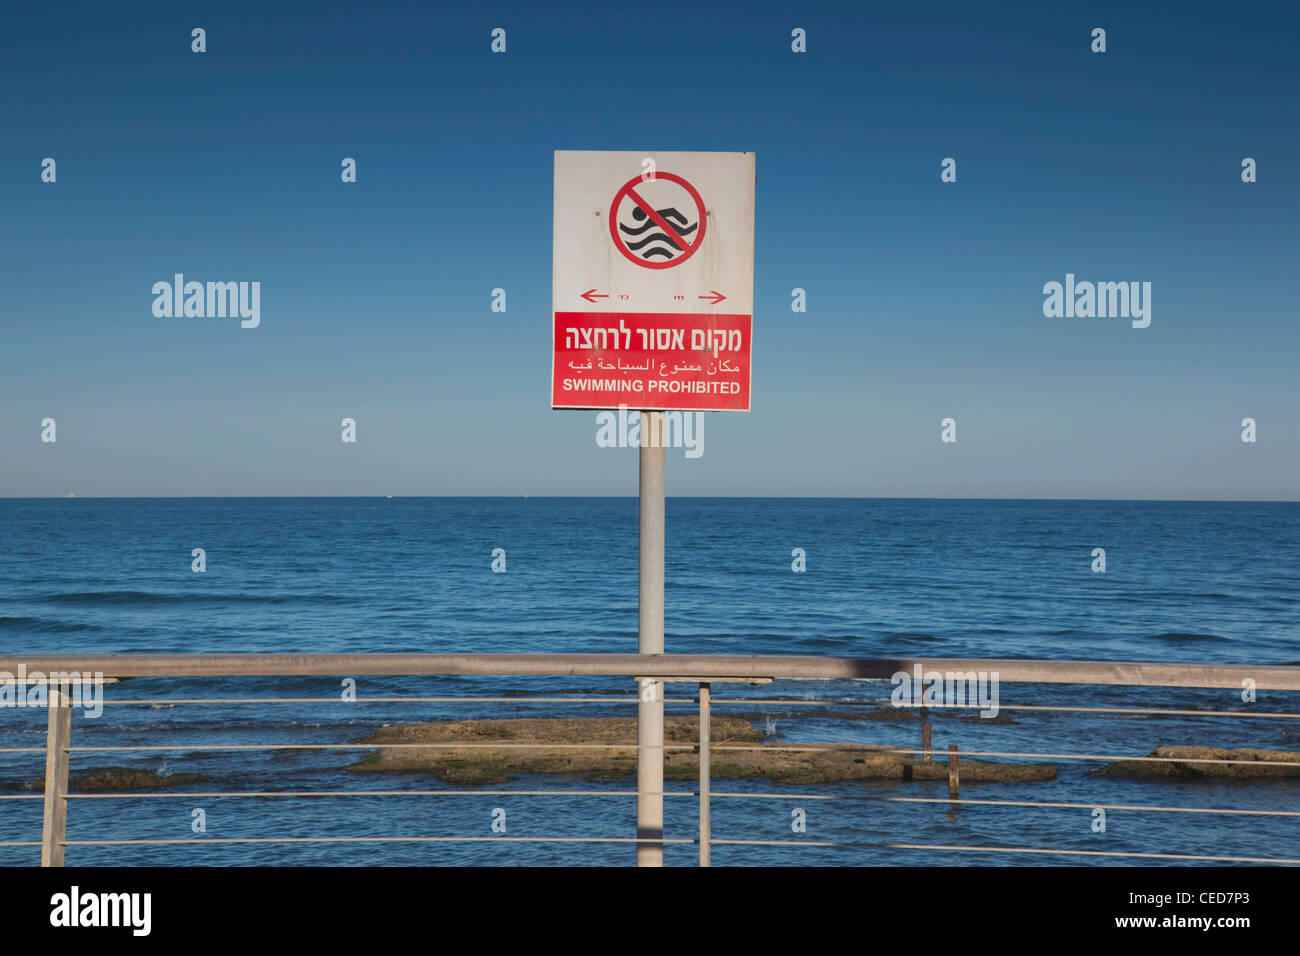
<box><xmin>947</xmin><ymin>744</ymin><xmax>960</xmax><ymax>802</ymax></box>
<box><xmin>41</xmin><ymin>684</ymin><xmax>71</xmax><ymax>867</ymax></box>
<box><xmin>637</xmin><ymin>410</ymin><xmax>666</xmax><ymax>866</ymax></box>
<box><xmin>921</xmin><ymin>705</ymin><xmax>931</xmax><ymax>761</ymax></box>
<box><xmin>698</xmin><ymin>681</ymin><xmax>710</xmax><ymax>867</ymax></box>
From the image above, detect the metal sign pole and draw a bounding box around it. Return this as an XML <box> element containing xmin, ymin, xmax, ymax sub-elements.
<box><xmin>637</xmin><ymin>410</ymin><xmax>665</xmax><ymax>866</ymax></box>
<box><xmin>552</xmin><ymin>151</ymin><xmax>753</xmax><ymax>864</ymax></box>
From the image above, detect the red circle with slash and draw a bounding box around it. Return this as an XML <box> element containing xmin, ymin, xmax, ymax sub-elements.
<box><xmin>608</xmin><ymin>172</ymin><xmax>707</xmax><ymax>270</ymax></box>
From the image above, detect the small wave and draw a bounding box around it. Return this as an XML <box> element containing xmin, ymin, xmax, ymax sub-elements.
<box><xmin>626</xmin><ymin>231</ymin><xmax>690</xmax><ymax>252</ymax></box>
<box><xmin>41</xmin><ymin>591</ymin><xmax>348</xmax><ymax>606</ymax></box>
<box><xmin>619</xmin><ymin>206</ymin><xmax>698</xmax><ymax>260</ymax></box>
<box><xmin>1149</xmin><ymin>632</ymin><xmax>1228</xmax><ymax>643</ymax></box>
<box><xmin>0</xmin><ymin>615</ymin><xmax>100</xmax><ymax>633</ymax></box>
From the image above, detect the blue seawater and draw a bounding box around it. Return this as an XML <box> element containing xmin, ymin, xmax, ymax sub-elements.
<box><xmin>0</xmin><ymin>498</ymin><xmax>1296</xmax><ymax>866</ymax></box>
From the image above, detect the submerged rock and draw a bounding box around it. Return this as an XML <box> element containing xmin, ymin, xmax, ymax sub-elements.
<box><xmin>347</xmin><ymin>716</ymin><xmax>1055</xmax><ymax>786</ymax></box>
<box><xmin>21</xmin><ymin>767</ymin><xmax>211</xmax><ymax>793</ymax></box>
<box><xmin>1095</xmin><ymin>745</ymin><xmax>1300</xmax><ymax>780</ymax></box>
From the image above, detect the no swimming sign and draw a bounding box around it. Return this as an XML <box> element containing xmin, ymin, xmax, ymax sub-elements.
<box><xmin>552</xmin><ymin>150</ymin><xmax>755</xmax><ymax>411</ymax></box>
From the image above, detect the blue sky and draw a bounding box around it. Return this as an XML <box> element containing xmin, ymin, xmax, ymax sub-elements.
<box><xmin>2</xmin><ymin>0</ymin><xmax>1297</xmax><ymax>498</ymax></box>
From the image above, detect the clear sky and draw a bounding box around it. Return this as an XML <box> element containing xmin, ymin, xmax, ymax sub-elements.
<box><xmin>3</xmin><ymin>0</ymin><xmax>1297</xmax><ymax>498</ymax></box>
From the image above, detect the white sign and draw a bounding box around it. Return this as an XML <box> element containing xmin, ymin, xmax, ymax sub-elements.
<box><xmin>552</xmin><ymin>150</ymin><xmax>756</xmax><ymax>411</ymax></box>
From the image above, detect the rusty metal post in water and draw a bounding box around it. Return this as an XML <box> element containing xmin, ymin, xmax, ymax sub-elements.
<box><xmin>921</xmin><ymin>706</ymin><xmax>931</xmax><ymax>761</ymax></box>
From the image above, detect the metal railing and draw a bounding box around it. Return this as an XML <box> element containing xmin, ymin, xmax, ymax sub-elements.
<box><xmin>3</xmin><ymin>653</ymin><xmax>1299</xmax><ymax>867</ymax></box>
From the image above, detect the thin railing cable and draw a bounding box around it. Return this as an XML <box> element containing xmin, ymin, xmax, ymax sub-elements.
<box><xmin>707</xmin><ymin>699</ymin><xmax>1300</xmax><ymax>720</ymax></box>
<box><xmin>43</xmin><ymin>741</ymin><xmax>1300</xmax><ymax>768</ymax></box>
<box><xmin>884</xmin><ymin>844</ymin><xmax>1300</xmax><ymax>865</ymax></box>
<box><xmin>61</xmin><ymin>788</ymin><xmax>1300</xmax><ymax>819</ymax></box>
<box><xmin>63</xmin><ymin>836</ymin><xmax>698</xmax><ymax>847</ymax></box>
<box><xmin>706</xmin><ymin>792</ymin><xmax>1300</xmax><ymax>817</ymax></box>
<box><xmin>93</xmin><ymin>696</ymin><xmax>640</xmax><ymax>706</ymax></box>
<box><xmin>704</xmin><ymin>840</ymin><xmax>1300</xmax><ymax>865</ymax></box>
<box><xmin>31</xmin><ymin>835</ymin><xmax>1300</xmax><ymax>864</ymax></box>
<box><xmin>700</xmin><ymin>745</ymin><xmax>1300</xmax><ymax>767</ymax></box>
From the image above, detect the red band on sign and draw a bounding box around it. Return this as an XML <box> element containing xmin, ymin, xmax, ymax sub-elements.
<box><xmin>552</xmin><ymin>311</ymin><xmax>751</xmax><ymax>412</ymax></box>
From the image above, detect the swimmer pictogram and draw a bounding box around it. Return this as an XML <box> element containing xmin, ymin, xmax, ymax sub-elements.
<box><xmin>608</xmin><ymin>172</ymin><xmax>707</xmax><ymax>269</ymax></box>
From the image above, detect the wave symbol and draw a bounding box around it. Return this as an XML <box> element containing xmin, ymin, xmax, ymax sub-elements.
<box><xmin>619</xmin><ymin>205</ymin><xmax>697</xmax><ymax>260</ymax></box>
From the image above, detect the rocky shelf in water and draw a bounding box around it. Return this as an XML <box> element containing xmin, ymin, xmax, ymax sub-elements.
<box><xmin>346</xmin><ymin>716</ymin><xmax>1057</xmax><ymax>785</ymax></box>
<box><xmin>1092</xmin><ymin>746</ymin><xmax>1300</xmax><ymax>780</ymax></box>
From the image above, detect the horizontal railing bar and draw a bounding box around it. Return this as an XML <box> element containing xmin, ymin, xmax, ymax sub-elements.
<box><xmin>51</xmin><ymin>697</ymin><xmax>1300</xmax><ymax>720</ymax></box>
<box><xmin>1</xmin><ymin>653</ymin><xmax>1297</xmax><ymax>689</ymax></box>
<box><xmin>0</xmin><ymin>695</ymin><xmax>1263</xmax><ymax>721</ymax></box>
<box><xmin>95</xmin><ymin>696</ymin><xmax>642</xmax><ymax>706</ymax></box>
<box><xmin>63</xmin><ymin>836</ymin><xmax>697</xmax><ymax>846</ymax></box>
<box><xmin>68</xmin><ymin>789</ymin><xmax>698</xmax><ymax>799</ymax></box>
<box><xmin>67</xmin><ymin>742</ymin><xmax>703</xmax><ymax>752</ymax></box>
<box><xmin>0</xmin><ymin>694</ymin><xmax>1283</xmax><ymax>720</ymax></box>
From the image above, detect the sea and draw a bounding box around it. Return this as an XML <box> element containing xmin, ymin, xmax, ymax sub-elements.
<box><xmin>1</xmin><ymin>497</ymin><xmax>1297</xmax><ymax>866</ymax></box>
